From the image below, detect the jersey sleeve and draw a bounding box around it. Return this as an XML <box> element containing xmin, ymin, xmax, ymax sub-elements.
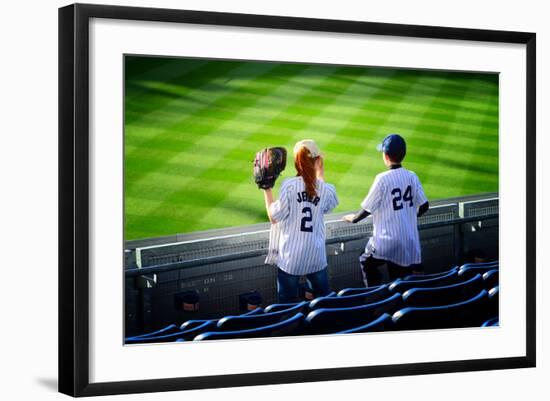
<box><xmin>322</xmin><ymin>183</ymin><xmax>339</xmax><ymax>214</ymax></box>
<box><xmin>269</xmin><ymin>181</ymin><xmax>292</xmax><ymax>222</ymax></box>
<box><xmin>413</xmin><ymin>173</ymin><xmax>428</xmax><ymax>207</ymax></box>
<box><xmin>360</xmin><ymin>174</ymin><xmax>384</xmax><ymax>213</ymax></box>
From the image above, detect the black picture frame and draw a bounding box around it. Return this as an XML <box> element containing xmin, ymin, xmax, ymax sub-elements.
<box><xmin>59</xmin><ymin>3</ymin><xmax>536</xmax><ymax>397</ymax></box>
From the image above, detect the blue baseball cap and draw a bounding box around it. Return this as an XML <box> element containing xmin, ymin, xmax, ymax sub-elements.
<box><xmin>376</xmin><ymin>134</ymin><xmax>406</xmax><ymax>160</ymax></box>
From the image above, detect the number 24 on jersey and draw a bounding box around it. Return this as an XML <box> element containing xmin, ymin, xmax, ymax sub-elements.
<box><xmin>391</xmin><ymin>185</ymin><xmax>413</xmax><ymax>211</ymax></box>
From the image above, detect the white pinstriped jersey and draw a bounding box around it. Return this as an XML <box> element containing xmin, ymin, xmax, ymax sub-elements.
<box><xmin>268</xmin><ymin>177</ymin><xmax>339</xmax><ymax>275</ymax></box>
<box><xmin>361</xmin><ymin>167</ymin><xmax>428</xmax><ymax>267</ymax></box>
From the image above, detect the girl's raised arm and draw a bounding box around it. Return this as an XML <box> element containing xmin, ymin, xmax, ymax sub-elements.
<box><xmin>263</xmin><ymin>188</ymin><xmax>276</xmax><ymax>224</ymax></box>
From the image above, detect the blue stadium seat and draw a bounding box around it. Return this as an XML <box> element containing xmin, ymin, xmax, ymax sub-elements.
<box><xmin>128</xmin><ymin>323</ymin><xmax>180</xmax><ymax>339</ymax></box>
<box><xmin>263</xmin><ymin>292</ymin><xmax>336</xmax><ymax>313</ymax></box>
<box><xmin>460</xmin><ymin>261</ymin><xmax>499</xmax><ymax>269</ymax></box>
<box><xmin>337</xmin><ymin>285</ymin><xmax>384</xmax><ymax>296</ymax></box>
<box><xmin>337</xmin><ymin>313</ymin><xmax>393</xmax><ymax>334</ymax></box>
<box><xmin>179</xmin><ymin>319</ymin><xmax>214</xmax><ymax>331</ymax></box>
<box><xmin>194</xmin><ymin>313</ymin><xmax>305</xmax><ymax>341</ymax></box>
<box><xmin>177</xmin><ymin>306</ymin><xmax>263</xmax><ymax>333</ymax></box>
<box><xmin>126</xmin><ymin>320</ymin><xmax>217</xmax><ymax>344</ymax></box>
<box><xmin>458</xmin><ymin>262</ymin><xmax>499</xmax><ymax>279</ymax></box>
<box><xmin>179</xmin><ymin>308</ymin><xmax>264</xmax><ymax>330</ymax></box>
<box><xmin>306</xmin><ymin>293</ymin><xmax>404</xmax><ymax>334</ymax></box>
<box><xmin>310</xmin><ymin>285</ymin><xmax>390</xmax><ymax>309</ymax></box>
<box><xmin>482</xmin><ymin>270</ymin><xmax>499</xmax><ymax>289</ymax></box>
<box><xmin>389</xmin><ymin>270</ymin><xmax>459</xmax><ymax>293</ymax></box>
<box><xmin>481</xmin><ymin>317</ymin><xmax>499</xmax><ymax>327</ymax></box>
<box><xmin>264</xmin><ymin>302</ymin><xmax>304</xmax><ymax>313</ymax></box>
<box><xmin>217</xmin><ymin>301</ymin><xmax>308</xmax><ymax>331</ymax></box>
<box><xmin>402</xmin><ymin>274</ymin><xmax>484</xmax><ymax>307</ymax></box>
<box><xmin>392</xmin><ymin>290</ymin><xmax>490</xmax><ymax>330</ymax></box>
<box><xmin>241</xmin><ymin>307</ymin><xmax>265</xmax><ymax>316</ymax></box>
<box><xmin>403</xmin><ymin>266</ymin><xmax>458</xmax><ymax>281</ymax></box>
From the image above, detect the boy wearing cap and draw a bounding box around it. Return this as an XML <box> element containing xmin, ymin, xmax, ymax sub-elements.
<box><xmin>343</xmin><ymin>134</ymin><xmax>429</xmax><ymax>286</ymax></box>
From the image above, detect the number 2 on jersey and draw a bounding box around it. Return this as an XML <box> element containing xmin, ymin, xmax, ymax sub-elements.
<box><xmin>300</xmin><ymin>207</ymin><xmax>313</xmax><ymax>232</ymax></box>
<box><xmin>391</xmin><ymin>185</ymin><xmax>413</xmax><ymax>211</ymax></box>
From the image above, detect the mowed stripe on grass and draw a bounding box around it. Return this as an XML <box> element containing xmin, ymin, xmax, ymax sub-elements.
<box><xmin>124</xmin><ymin>57</ymin><xmax>499</xmax><ymax>240</ymax></box>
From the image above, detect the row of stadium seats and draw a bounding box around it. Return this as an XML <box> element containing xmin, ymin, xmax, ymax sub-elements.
<box><xmin>126</xmin><ymin>261</ymin><xmax>499</xmax><ymax>344</ymax></box>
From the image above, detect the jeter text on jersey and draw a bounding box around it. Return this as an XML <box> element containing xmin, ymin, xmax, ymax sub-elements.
<box><xmin>297</xmin><ymin>191</ymin><xmax>321</xmax><ymax>206</ymax></box>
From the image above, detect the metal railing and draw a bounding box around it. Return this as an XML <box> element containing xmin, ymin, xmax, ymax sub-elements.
<box><xmin>124</xmin><ymin>193</ymin><xmax>498</xmax><ymax>277</ymax></box>
<box><xmin>124</xmin><ymin>213</ymin><xmax>497</xmax><ymax>278</ymax></box>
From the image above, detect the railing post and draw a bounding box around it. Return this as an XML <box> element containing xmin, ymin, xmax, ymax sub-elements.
<box><xmin>455</xmin><ymin>222</ymin><xmax>464</xmax><ymax>266</ymax></box>
<box><xmin>455</xmin><ymin>201</ymin><xmax>465</xmax><ymax>265</ymax></box>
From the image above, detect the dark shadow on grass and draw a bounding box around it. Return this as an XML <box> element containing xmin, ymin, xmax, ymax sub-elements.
<box><xmin>430</xmin><ymin>154</ymin><xmax>498</xmax><ymax>176</ymax></box>
<box><xmin>125</xmin><ymin>83</ymin><xmax>213</xmax><ymax>106</ymax></box>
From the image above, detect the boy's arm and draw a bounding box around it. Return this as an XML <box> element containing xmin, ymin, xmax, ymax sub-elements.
<box><xmin>413</xmin><ymin>173</ymin><xmax>428</xmax><ymax>216</ymax></box>
<box><xmin>417</xmin><ymin>201</ymin><xmax>429</xmax><ymax>217</ymax></box>
<box><xmin>344</xmin><ymin>174</ymin><xmax>382</xmax><ymax>224</ymax></box>
<box><xmin>343</xmin><ymin>209</ymin><xmax>370</xmax><ymax>223</ymax></box>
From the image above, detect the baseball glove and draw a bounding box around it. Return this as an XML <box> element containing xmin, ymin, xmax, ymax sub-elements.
<box><xmin>253</xmin><ymin>147</ymin><xmax>287</xmax><ymax>189</ymax></box>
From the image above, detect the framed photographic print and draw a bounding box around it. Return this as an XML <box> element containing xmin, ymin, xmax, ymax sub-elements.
<box><xmin>58</xmin><ymin>3</ymin><xmax>536</xmax><ymax>397</ymax></box>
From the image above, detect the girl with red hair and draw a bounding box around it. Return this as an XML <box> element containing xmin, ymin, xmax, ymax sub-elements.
<box><xmin>262</xmin><ymin>139</ymin><xmax>339</xmax><ymax>303</ymax></box>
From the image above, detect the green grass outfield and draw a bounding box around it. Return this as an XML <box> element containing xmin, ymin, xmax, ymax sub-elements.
<box><xmin>124</xmin><ymin>56</ymin><xmax>498</xmax><ymax>240</ymax></box>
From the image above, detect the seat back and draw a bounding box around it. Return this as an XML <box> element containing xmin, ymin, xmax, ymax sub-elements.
<box><xmin>126</xmin><ymin>320</ymin><xmax>217</xmax><ymax>344</ymax></box>
<box><xmin>128</xmin><ymin>324</ymin><xmax>179</xmax><ymax>340</ymax></box>
<box><xmin>217</xmin><ymin>301</ymin><xmax>308</xmax><ymax>331</ymax></box>
<box><xmin>458</xmin><ymin>262</ymin><xmax>499</xmax><ymax>279</ymax></box>
<box><xmin>180</xmin><ymin>319</ymin><xmax>215</xmax><ymax>331</ymax></box>
<box><xmin>264</xmin><ymin>302</ymin><xmax>303</xmax><ymax>313</ymax></box>
<box><xmin>337</xmin><ymin>313</ymin><xmax>393</xmax><ymax>334</ymax></box>
<box><xmin>392</xmin><ymin>290</ymin><xmax>490</xmax><ymax>330</ymax></box>
<box><xmin>389</xmin><ymin>270</ymin><xmax>459</xmax><ymax>293</ymax></box>
<box><xmin>180</xmin><ymin>308</ymin><xmax>262</xmax><ymax>331</ymax></box>
<box><xmin>310</xmin><ymin>286</ymin><xmax>390</xmax><ymax>309</ymax></box>
<box><xmin>482</xmin><ymin>270</ymin><xmax>499</xmax><ymax>289</ymax></box>
<box><xmin>402</xmin><ymin>274</ymin><xmax>483</xmax><ymax>307</ymax></box>
<box><xmin>306</xmin><ymin>293</ymin><xmax>404</xmax><ymax>334</ymax></box>
<box><xmin>338</xmin><ymin>285</ymin><xmax>384</xmax><ymax>296</ymax></box>
<box><xmin>264</xmin><ymin>292</ymin><xmax>336</xmax><ymax>313</ymax></box>
<box><xmin>460</xmin><ymin>261</ymin><xmax>499</xmax><ymax>269</ymax></box>
<box><xmin>241</xmin><ymin>308</ymin><xmax>265</xmax><ymax>316</ymax></box>
<box><xmin>194</xmin><ymin>313</ymin><xmax>305</xmax><ymax>341</ymax></box>
<box><xmin>403</xmin><ymin>266</ymin><xmax>458</xmax><ymax>281</ymax></box>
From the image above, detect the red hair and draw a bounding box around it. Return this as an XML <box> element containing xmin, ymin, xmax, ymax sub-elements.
<box><xmin>294</xmin><ymin>147</ymin><xmax>318</xmax><ymax>199</ymax></box>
